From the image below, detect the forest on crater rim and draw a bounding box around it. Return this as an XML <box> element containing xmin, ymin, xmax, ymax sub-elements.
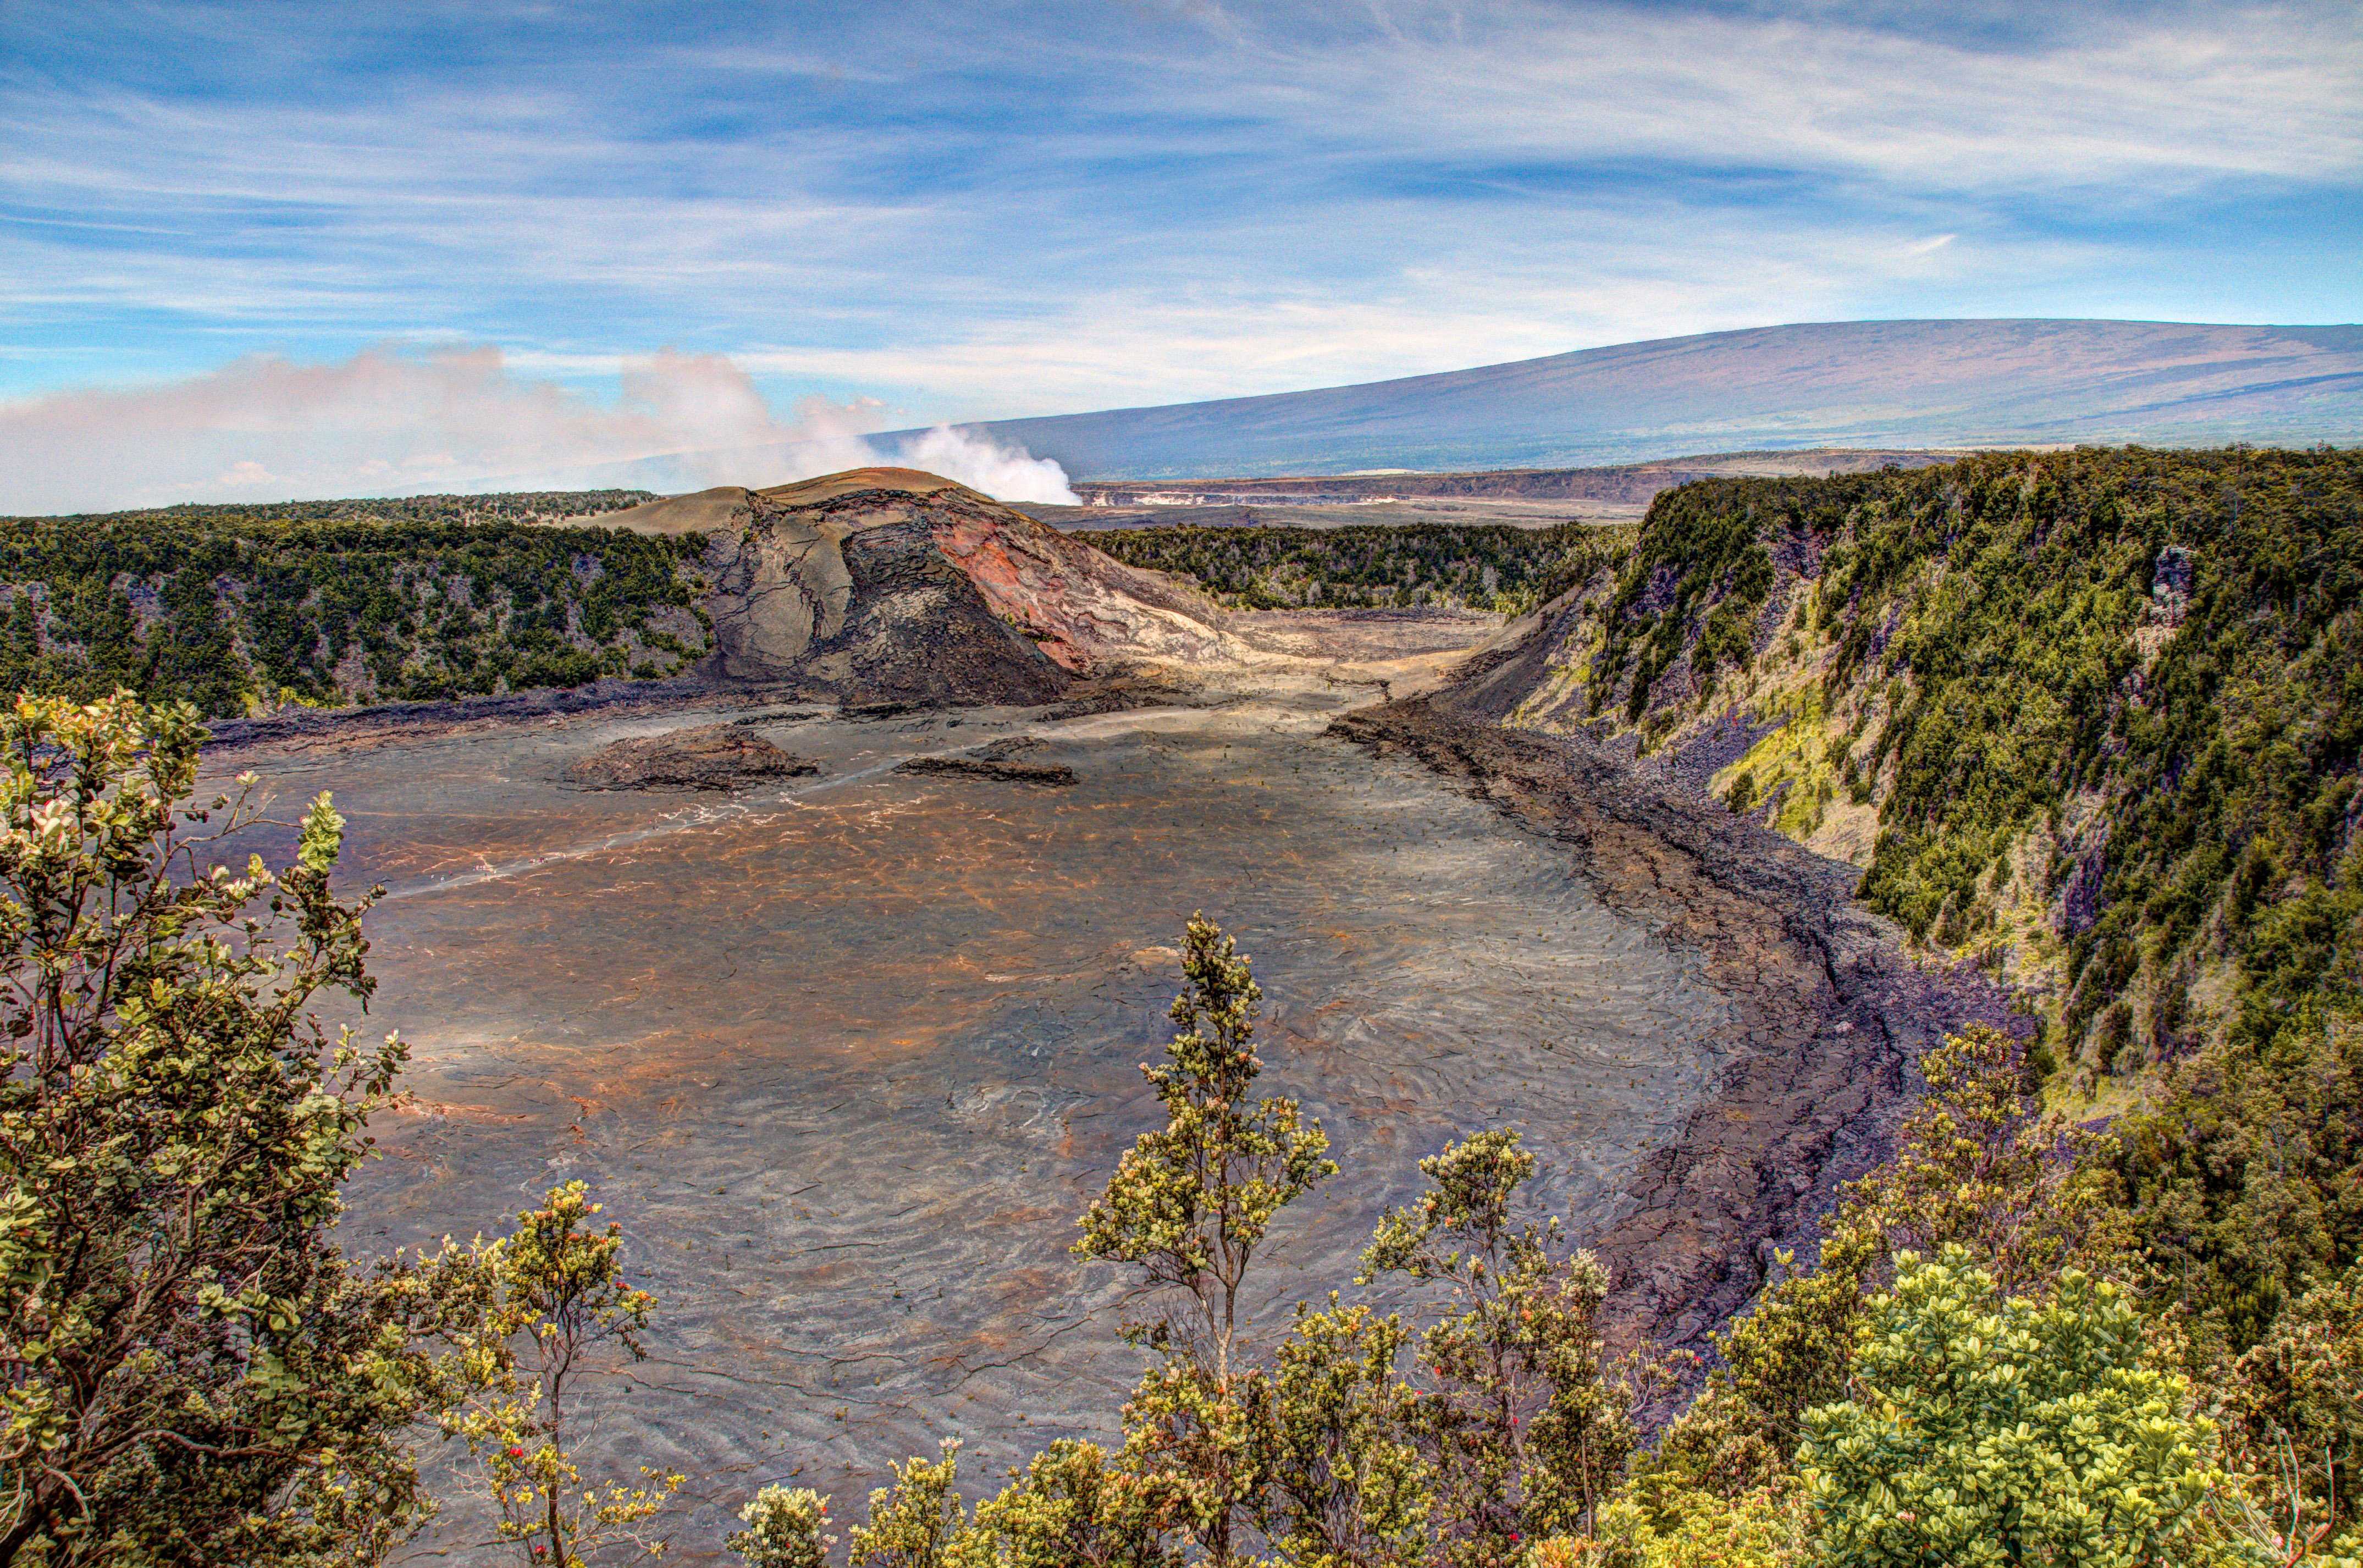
<box><xmin>1</xmin><ymin>450</ymin><xmax>2353</xmax><ymax>1078</ymax></box>
<box><xmin>1497</xmin><ymin>446</ymin><xmax>2360</xmax><ymax>1091</ymax></box>
<box><xmin>0</xmin><ymin>490</ymin><xmax>692</xmax><ymax>712</ymax></box>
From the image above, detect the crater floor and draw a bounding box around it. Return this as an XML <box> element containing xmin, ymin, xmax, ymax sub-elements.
<box><xmin>214</xmin><ymin>673</ymin><xmax>1735</xmax><ymax>1559</ymax></box>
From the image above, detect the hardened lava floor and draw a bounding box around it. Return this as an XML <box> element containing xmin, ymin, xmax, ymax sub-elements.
<box><xmin>212</xmin><ymin>678</ymin><xmax>1732</xmax><ymax>1559</ymax></box>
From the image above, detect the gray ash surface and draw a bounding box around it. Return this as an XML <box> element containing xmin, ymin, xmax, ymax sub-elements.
<box><xmin>199</xmin><ymin>672</ymin><xmax>1933</xmax><ymax>1561</ymax></box>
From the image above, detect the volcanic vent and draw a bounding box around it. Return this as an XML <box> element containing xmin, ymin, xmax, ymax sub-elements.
<box><xmin>597</xmin><ymin>467</ymin><xmax>1247</xmax><ymax>705</ymax></box>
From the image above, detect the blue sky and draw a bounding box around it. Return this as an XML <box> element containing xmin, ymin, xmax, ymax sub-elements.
<box><xmin>2</xmin><ymin>1</ymin><xmax>2358</xmax><ymax>506</ymax></box>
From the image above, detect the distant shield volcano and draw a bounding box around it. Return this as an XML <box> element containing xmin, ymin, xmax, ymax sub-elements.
<box><xmin>867</xmin><ymin>318</ymin><xmax>2363</xmax><ymax>478</ymax></box>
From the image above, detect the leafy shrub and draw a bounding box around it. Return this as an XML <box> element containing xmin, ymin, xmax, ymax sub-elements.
<box><xmin>1799</xmin><ymin>1249</ymin><xmax>2222</xmax><ymax>1567</ymax></box>
<box><xmin>848</xmin><ymin>1442</ymin><xmax>968</xmax><ymax>1568</ymax></box>
<box><xmin>2208</xmin><ymin>1260</ymin><xmax>2363</xmax><ymax>1559</ymax></box>
<box><xmin>1073</xmin><ymin>915</ymin><xmax>1335</xmax><ymax>1564</ymax></box>
<box><xmin>1647</xmin><ymin>1026</ymin><xmax>2125</xmax><ymax>1501</ymax></box>
<box><xmin>730</xmin><ymin>1486</ymin><xmax>837</xmax><ymax>1568</ymax></box>
<box><xmin>949</xmin><ymin>1440</ymin><xmax>1181</xmax><ymax>1568</ymax></box>
<box><xmin>1537</xmin><ymin>1484</ymin><xmax>1809</xmax><ymax>1567</ymax></box>
<box><xmin>1360</xmin><ymin>1130</ymin><xmax>1662</xmax><ymax>1559</ymax></box>
<box><xmin>437</xmin><ymin>1180</ymin><xmax>684</xmax><ymax>1566</ymax></box>
<box><xmin>0</xmin><ymin>695</ymin><xmax>434</xmax><ymax>1563</ymax></box>
<box><xmin>1257</xmin><ymin>1298</ymin><xmax>1431</xmax><ymax>1567</ymax></box>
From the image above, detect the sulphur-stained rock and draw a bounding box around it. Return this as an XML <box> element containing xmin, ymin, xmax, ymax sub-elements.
<box><xmin>921</xmin><ymin>488</ymin><xmax>1250</xmax><ymax>671</ymax></box>
<box><xmin>592</xmin><ymin>467</ymin><xmax>1246</xmax><ymax>708</ymax></box>
<box><xmin>560</xmin><ymin>722</ymin><xmax>819</xmax><ymax>791</ymax></box>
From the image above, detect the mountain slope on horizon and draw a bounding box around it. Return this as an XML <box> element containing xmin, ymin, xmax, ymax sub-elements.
<box><xmin>881</xmin><ymin>319</ymin><xmax>2363</xmax><ymax>481</ymax></box>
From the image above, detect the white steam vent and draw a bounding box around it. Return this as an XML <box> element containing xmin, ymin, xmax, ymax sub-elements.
<box><xmin>888</xmin><ymin>426</ymin><xmax>1079</xmax><ymax>505</ymax></box>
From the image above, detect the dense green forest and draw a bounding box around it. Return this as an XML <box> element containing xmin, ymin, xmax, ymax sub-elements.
<box><xmin>0</xmin><ymin>493</ymin><xmax>705</xmax><ymax>714</ymax></box>
<box><xmin>1089</xmin><ymin>521</ymin><xmax>1628</xmax><ymax>616</ymax></box>
<box><xmin>1429</xmin><ymin>448</ymin><xmax>2363</xmax><ymax>1566</ymax></box>
<box><xmin>1524</xmin><ymin>446</ymin><xmax>2361</xmax><ymax>1087</ymax></box>
<box><xmin>0</xmin><ymin>499</ymin><xmax>1627</xmax><ymax>721</ymax></box>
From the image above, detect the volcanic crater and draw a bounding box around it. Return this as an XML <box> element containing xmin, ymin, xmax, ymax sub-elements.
<box><xmin>202</xmin><ymin>469</ymin><xmax>2007</xmax><ymax>1561</ymax></box>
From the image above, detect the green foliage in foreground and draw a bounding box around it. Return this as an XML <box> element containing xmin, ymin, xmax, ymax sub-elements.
<box><xmin>829</xmin><ymin>931</ymin><xmax>1661</xmax><ymax>1568</ymax></box>
<box><xmin>1798</xmin><ymin>1252</ymin><xmax>2220</xmax><ymax>1567</ymax></box>
<box><xmin>1359</xmin><ymin>1132</ymin><xmax>1653</xmax><ymax>1557</ymax></box>
<box><xmin>817</xmin><ymin>1013</ymin><xmax>2363</xmax><ymax>1568</ymax></box>
<box><xmin>436</xmin><ymin>1181</ymin><xmax>684</xmax><ymax>1566</ymax></box>
<box><xmin>1086</xmin><ymin>523</ymin><xmax>1630</xmax><ymax>616</ymax></box>
<box><xmin>732</xmin><ymin>1484</ymin><xmax>839</xmax><ymax>1568</ymax></box>
<box><xmin>0</xmin><ymin>693</ymin><xmax>681</xmax><ymax>1567</ymax></box>
<box><xmin>1614</xmin><ymin>1018</ymin><xmax>2363</xmax><ymax>1568</ymax></box>
<box><xmin>0</xmin><ymin>694</ymin><xmax>434</xmax><ymax>1564</ymax></box>
<box><xmin>0</xmin><ymin>501</ymin><xmax>708</xmax><ymax>716</ymax></box>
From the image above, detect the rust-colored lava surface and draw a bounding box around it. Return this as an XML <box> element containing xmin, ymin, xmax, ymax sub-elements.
<box><xmin>213</xmin><ymin>678</ymin><xmax>1735</xmax><ymax>1560</ymax></box>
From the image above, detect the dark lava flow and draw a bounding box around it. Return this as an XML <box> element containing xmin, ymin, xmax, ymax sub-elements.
<box><xmin>212</xmin><ymin>684</ymin><xmax>1735</xmax><ymax>1559</ymax></box>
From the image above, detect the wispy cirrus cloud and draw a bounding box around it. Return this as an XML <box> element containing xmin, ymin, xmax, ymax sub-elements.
<box><xmin>1282</xmin><ymin>4</ymin><xmax>2359</xmax><ymax>191</ymax></box>
<box><xmin>0</xmin><ymin>0</ymin><xmax>2354</xmax><ymax>496</ymax></box>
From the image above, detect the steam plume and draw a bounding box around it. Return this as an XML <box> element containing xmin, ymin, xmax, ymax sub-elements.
<box><xmin>889</xmin><ymin>425</ymin><xmax>1079</xmax><ymax>504</ymax></box>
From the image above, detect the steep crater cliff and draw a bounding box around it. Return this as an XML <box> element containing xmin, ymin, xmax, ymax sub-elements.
<box><xmin>1439</xmin><ymin>447</ymin><xmax>2363</xmax><ymax>1088</ymax></box>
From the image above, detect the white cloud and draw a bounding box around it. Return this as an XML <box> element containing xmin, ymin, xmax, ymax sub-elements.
<box><xmin>211</xmin><ymin>458</ymin><xmax>284</xmax><ymax>487</ymax></box>
<box><xmin>0</xmin><ymin>341</ymin><xmax>1084</xmax><ymax>514</ymax></box>
<box><xmin>704</xmin><ymin>218</ymin><xmax>2089</xmax><ymax>417</ymax></box>
<box><xmin>1272</xmin><ymin>3</ymin><xmax>2361</xmax><ymax>192</ymax></box>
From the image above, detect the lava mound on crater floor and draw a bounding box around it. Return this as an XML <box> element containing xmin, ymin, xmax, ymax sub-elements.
<box><xmin>896</xmin><ymin>738</ymin><xmax>1077</xmax><ymax>786</ymax></box>
<box><xmin>592</xmin><ymin>466</ymin><xmax>1246</xmax><ymax>707</ymax></box>
<box><xmin>560</xmin><ymin>722</ymin><xmax>821</xmax><ymax>791</ymax></box>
